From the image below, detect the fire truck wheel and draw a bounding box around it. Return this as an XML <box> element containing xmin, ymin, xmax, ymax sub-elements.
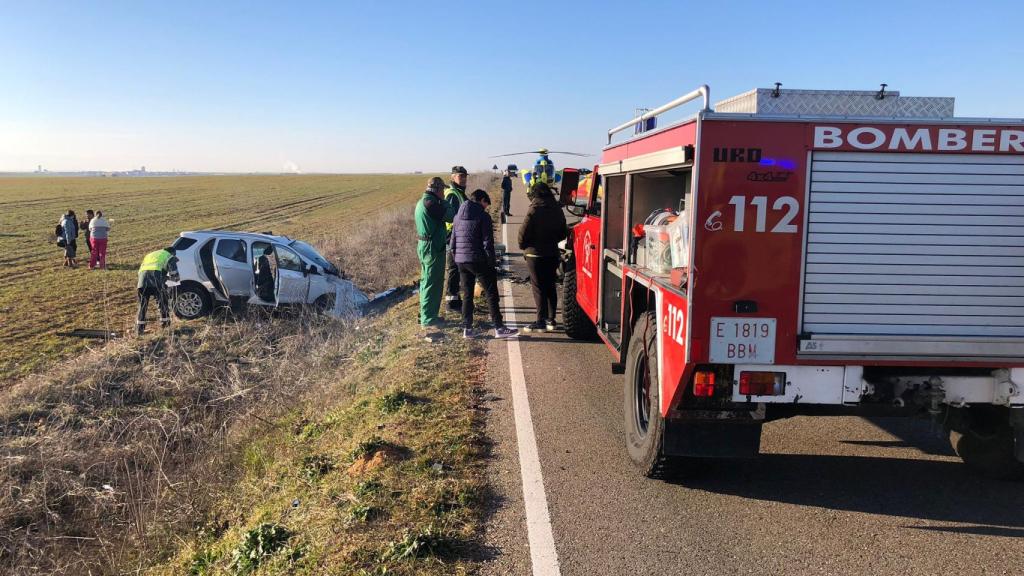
<box><xmin>948</xmin><ymin>408</ymin><xmax>1024</xmax><ymax>480</ymax></box>
<box><xmin>624</xmin><ymin>311</ymin><xmax>672</xmax><ymax>477</ymax></box>
<box><xmin>562</xmin><ymin>267</ymin><xmax>597</xmax><ymax>340</ymax></box>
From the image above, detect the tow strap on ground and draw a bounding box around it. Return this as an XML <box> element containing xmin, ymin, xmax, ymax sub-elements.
<box><xmin>57</xmin><ymin>329</ymin><xmax>121</xmax><ymax>339</ymax></box>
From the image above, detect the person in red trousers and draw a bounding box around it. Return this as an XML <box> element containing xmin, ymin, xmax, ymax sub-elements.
<box><xmin>88</xmin><ymin>210</ymin><xmax>110</xmax><ymax>269</ymax></box>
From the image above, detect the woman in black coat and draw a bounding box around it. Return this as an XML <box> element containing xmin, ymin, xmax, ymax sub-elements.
<box><xmin>517</xmin><ymin>182</ymin><xmax>568</xmax><ymax>332</ymax></box>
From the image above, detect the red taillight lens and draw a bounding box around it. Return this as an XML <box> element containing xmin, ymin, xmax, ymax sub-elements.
<box><xmin>739</xmin><ymin>371</ymin><xmax>785</xmax><ymax>396</ymax></box>
<box><xmin>693</xmin><ymin>370</ymin><xmax>716</xmax><ymax>397</ymax></box>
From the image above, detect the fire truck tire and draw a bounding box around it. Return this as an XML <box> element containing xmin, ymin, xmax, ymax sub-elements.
<box><xmin>948</xmin><ymin>409</ymin><xmax>1024</xmax><ymax>480</ymax></box>
<box><xmin>562</xmin><ymin>268</ymin><xmax>597</xmax><ymax>340</ymax></box>
<box><xmin>623</xmin><ymin>311</ymin><xmax>674</xmax><ymax>478</ymax></box>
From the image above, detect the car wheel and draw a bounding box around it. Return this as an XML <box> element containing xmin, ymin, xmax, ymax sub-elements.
<box><xmin>173</xmin><ymin>283</ymin><xmax>212</xmax><ymax>320</ymax></box>
<box><xmin>313</xmin><ymin>293</ymin><xmax>334</xmax><ymax>314</ymax></box>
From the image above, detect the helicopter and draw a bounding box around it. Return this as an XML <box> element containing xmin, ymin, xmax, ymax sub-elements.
<box><xmin>489</xmin><ymin>148</ymin><xmax>591</xmax><ymax>190</ymax></box>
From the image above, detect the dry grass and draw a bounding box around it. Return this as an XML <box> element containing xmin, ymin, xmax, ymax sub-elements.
<box><xmin>0</xmin><ymin>299</ymin><xmax>361</xmax><ymax>573</ymax></box>
<box><xmin>308</xmin><ymin>172</ymin><xmax>498</xmax><ymax>295</ymax></box>
<box><xmin>150</xmin><ymin>298</ymin><xmax>491</xmax><ymax>575</ymax></box>
<box><xmin>0</xmin><ymin>173</ymin><xmax>501</xmax><ymax>575</ymax></box>
<box><xmin>312</xmin><ymin>207</ymin><xmax>420</xmax><ymax>295</ymax></box>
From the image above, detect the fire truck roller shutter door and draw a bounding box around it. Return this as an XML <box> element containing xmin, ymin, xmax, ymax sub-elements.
<box><xmin>803</xmin><ymin>151</ymin><xmax>1024</xmax><ymax>340</ymax></box>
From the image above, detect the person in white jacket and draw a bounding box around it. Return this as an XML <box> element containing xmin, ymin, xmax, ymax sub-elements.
<box><xmin>88</xmin><ymin>211</ymin><xmax>110</xmax><ymax>269</ymax></box>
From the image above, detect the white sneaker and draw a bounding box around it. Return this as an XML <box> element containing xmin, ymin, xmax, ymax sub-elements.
<box><xmin>463</xmin><ymin>328</ymin><xmax>478</xmax><ymax>339</ymax></box>
<box><xmin>545</xmin><ymin>321</ymin><xmax>556</xmax><ymax>332</ymax></box>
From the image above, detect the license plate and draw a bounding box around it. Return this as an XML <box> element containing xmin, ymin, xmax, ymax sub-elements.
<box><xmin>709</xmin><ymin>317</ymin><xmax>776</xmax><ymax>364</ymax></box>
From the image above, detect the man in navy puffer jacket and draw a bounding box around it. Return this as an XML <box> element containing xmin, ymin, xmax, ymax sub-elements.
<box><xmin>449</xmin><ymin>189</ymin><xmax>519</xmax><ymax>339</ymax></box>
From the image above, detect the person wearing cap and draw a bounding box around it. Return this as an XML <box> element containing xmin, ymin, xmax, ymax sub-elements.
<box><xmin>444</xmin><ymin>166</ymin><xmax>469</xmax><ymax>312</ymax></box>
<box><xmin>415</xmin><ymin>176</ymin><xmax>456</xmax><ymax>327</ymax></box>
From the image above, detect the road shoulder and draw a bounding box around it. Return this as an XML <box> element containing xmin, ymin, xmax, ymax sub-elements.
<box><xmin>478</xmin><ymin>336</ymin><xmax>531</xmax><ymax>575</ymax></box>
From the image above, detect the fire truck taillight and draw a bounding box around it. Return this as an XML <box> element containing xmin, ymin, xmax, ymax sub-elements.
<box><xmin>693</xmin><ymin>371</ymin><xmax>716</xmax><ymax>397</ymax></box>
<box><xmin>738</xmin><ymin>371</ymin><xmax>786</xmax><ymax>396</ymax></box>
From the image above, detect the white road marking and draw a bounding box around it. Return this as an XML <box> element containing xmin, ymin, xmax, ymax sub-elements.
<box><xmin>501</xmin><ymin>222</ymin><xmax>562</xmax><ymax>576</ymax></box>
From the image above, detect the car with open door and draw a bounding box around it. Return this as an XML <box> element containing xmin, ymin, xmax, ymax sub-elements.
<box><xmin>167</xmin><ymin>230</ymin><xmax>367</xmax><ymax>320</ymax></box>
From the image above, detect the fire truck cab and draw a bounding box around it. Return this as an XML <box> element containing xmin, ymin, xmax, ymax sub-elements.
<box><xmin>561</xmin><ymin>85</ymin><xmax>1024</xmax><ymax>479</ymax></box>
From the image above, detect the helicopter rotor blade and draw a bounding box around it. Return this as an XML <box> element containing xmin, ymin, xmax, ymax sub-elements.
<box><xmin>488</xmin><ymin>150</ymin><xmax>593</xmax><ymax>158</ymax></box>
<box><xmin>488</xmin><ymin>151</ymin><xmax>540</xmax><ymax>158</ymax></box>
<box><xmin>544</xmin><ymin>151</ymin><xmax>592</xmax><ymax>157</ymax></box>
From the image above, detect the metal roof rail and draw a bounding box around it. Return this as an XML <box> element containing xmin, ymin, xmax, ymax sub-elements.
<box><xmin>608</xmin><ymin>84</ymin><xmax>711</xmax><ymax>144</ymax></box>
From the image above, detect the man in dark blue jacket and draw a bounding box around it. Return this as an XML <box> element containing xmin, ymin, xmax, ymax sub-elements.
<box><xmin>449</xmin><ymin>189</ymin><xmax>518</xmax><ymax>339</ymax></box>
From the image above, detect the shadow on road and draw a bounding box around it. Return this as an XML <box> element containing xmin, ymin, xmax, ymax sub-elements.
<box><xmin>679</xmin><ymin>453</ymin><xmax>1024</xmax><ymax>529</ymax></box>
<box><xmin>840</xmin><ymin>439</ymin><xmax>913</xmax><ymax>448</ymax></box>
<box><xmin>864</xmin><ymin>416</ymin><xmax>958</xmax><ymax>456</ymax></box>
<box><xmin>499</xmin><ymin>306</ymin><xmax>546</xmax><ymax>314</ymax></box>
<box><xmin>906</xmin><ymin>524</ymin><xmax>1024</xmax><ymax>537</ymax></box>
<box><xmin>514</xmin><ymin>335</ymin><xmax>590</xmax><ymax>344</ymax></box>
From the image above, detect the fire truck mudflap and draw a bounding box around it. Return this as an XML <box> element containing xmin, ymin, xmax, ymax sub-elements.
<box><xmin>578</xmin><ymin>85</ymin><xmax>1024</xmax><ymax>480</ymax></box>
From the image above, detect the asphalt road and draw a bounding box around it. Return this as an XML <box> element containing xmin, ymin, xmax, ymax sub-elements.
<box><xmin>478</xmin><ymin>179</ymin><xmax>1024</xmax><ymax>576</ymax></box>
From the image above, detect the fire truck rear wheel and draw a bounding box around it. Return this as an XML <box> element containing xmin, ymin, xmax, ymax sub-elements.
<box><xmin>948</xmin><ymin>407</ymin><xmax>1024</xmax><ymax>480</ymax></box>
<box><xmin>563</xmin><ymin>267</ymin><xmax>597</xmax><ymax>340</ymax></box>
<box><xmin>624</xmin><ymin>311</ymin><xmax>672</xmax><ymax>477</ymax></box>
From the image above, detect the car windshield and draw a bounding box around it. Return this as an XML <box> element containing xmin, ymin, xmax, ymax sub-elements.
<box><xmin>289</xmin><ymin>240</ymin><xmax>338</xmax><ymax>275</ymax></box>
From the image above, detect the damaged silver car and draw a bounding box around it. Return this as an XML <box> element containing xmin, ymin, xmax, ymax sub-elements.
<box><xmin>169</xmin><ymin>230</ymin><xmax>367</xmax><ymax>319</ymax></box>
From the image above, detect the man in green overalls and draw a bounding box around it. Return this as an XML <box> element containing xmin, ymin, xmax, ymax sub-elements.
<box><xmin>415</xmin><ymin>177</ymin><xmax>456</xmax><ymax>327</ymax></box>
<box><xmin>136</xmin><ymin>246</ymin><xmax>179</xmax><ymax>335</ymax></box>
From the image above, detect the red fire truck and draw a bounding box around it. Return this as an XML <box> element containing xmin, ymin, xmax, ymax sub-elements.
<box><xmin>558</xmin><ymin>85</ymin><xmax>1024</xmax><ymax>479</ymax></box>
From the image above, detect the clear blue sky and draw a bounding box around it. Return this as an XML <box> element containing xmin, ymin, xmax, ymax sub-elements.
<box><xmin>1</xmin><ymin>0</ymin><xmax>1022</xmax><ymax>173</ymax></box>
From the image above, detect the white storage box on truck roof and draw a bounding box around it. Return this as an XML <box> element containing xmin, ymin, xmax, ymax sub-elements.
<box><xmin>714</xmin><ymin>86</ymin><xmax>955</xmax><ymax>118</ymax></box>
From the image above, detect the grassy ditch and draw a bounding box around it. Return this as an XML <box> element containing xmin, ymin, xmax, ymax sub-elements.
<box><xmin>151</xmin><ymin>297</ymin><xmax>489</xmax><ymax>575</ymax></box>
<box><xmin>0</xmin><ymin>174</ymin><xmax>499</xmax><ymax>575</ymax></box>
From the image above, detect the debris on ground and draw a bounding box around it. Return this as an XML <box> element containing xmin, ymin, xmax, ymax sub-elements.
<box><xmin>56</xmin><ymin>328</ymin><xmax>121</xmax><ymax>339</ymax></box>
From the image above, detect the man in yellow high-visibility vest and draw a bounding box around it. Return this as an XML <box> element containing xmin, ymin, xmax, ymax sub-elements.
<box><xmin>444</xmin><ymin>166</ymin><xmax>469</xmax><ymax>312</ymax></box>
<box><xmin>136</xmin><ymin>246</ymin><xmax>179</xmax><ymax>335</ymax></box>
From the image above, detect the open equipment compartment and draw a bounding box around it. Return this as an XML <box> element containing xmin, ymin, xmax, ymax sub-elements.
<box><xmin>629</xmin><ymin>169</ymin><xmax>691</xmax><ymax>276</ymax></box>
